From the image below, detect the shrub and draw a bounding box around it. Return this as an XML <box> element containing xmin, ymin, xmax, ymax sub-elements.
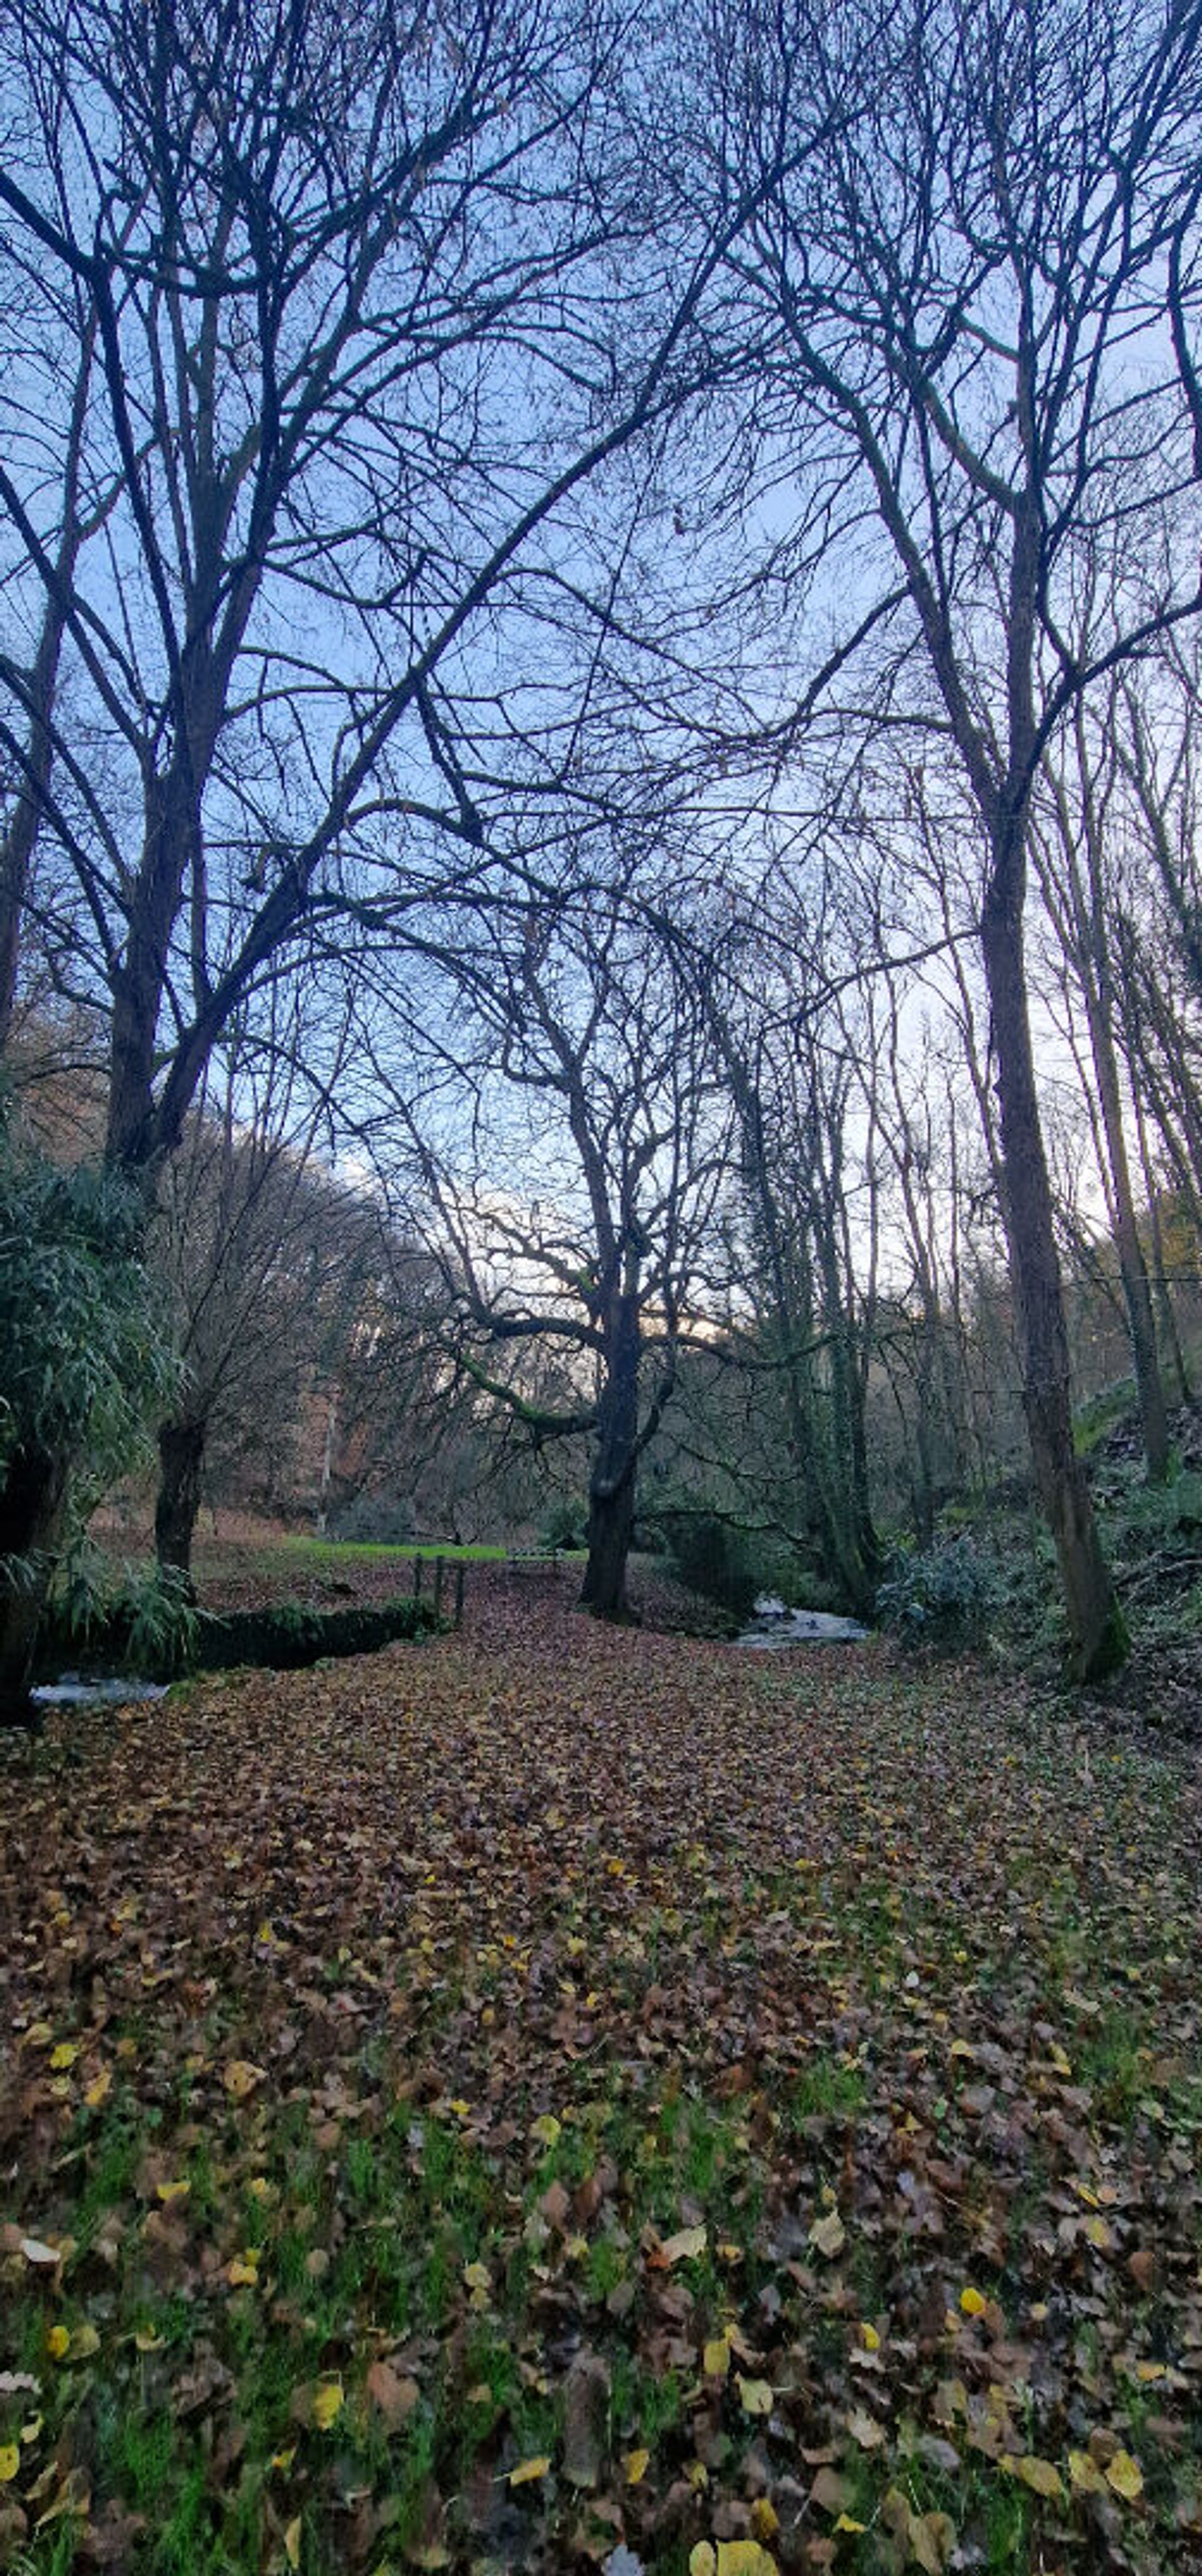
<box><xmin>0</xmin><ymin>1108</ymin><xmax>179</xmax><ymax>1543</ymax></box>
<box><xmin>539</xmin><ymin>1496</ymin><xmax>588</xmax><ymax>1553</ymax></box>
<box><xmin>660</xmin><ymin>1509</ymin><xmax>759</xmax><ymax>1622</ymax></box>
<box><xmin>876</xmin><ymin>1535</ymin><xmax>997</xmax><ymax>1653</ymax></box>
<box><xmin>327</xmin><ymin>1489</ymin><xmax>416</xmax><ymax>1545</ymax></box>
<box><xmin>37</xmin><ymin>1580</ymin><xmax>441</xmax><ymax>1682</ymax></box>
<box><xmin>48</xmin><ymin>1551</ymin><xmax>200</xmax><ymax>1677</ymax></box>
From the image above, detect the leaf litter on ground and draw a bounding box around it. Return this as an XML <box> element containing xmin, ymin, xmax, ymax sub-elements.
<box><xmin>1</xmin><ymin>1564</ymin><xmax>1201</xmax><ymax>2572</ymax></box>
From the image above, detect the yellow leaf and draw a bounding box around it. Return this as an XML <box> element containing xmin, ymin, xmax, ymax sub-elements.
<box><xmin>1014</xmin><ymin>2456</ymin><xmax>1066</xmax><ymax>2501</ymax></box>
<box><xmin>271</xmin><ymin>2449</ymin><xmax>296</xmax><ymax>2472</ymax></box>
<box><xmin>508</xmin><ymin>2455</ymin><xmax>550</xmax><ymax>2487</ymax></box>
<box><xmin>449</xmin><ymin>2098</ymin><xmax>471</xmax><ymax>2118</ymax></box>
<box><xmin>46</xmin><ymin>2326</ymin><xmax>69</xmax><ymax>2361</ymax></box>
<box><xmin>462</xmin><ymin>2262</ymin><xmax>491</xmax><ymax>2295</ymax></box>
<box><xmin>703</xmin><ymin>2337</ymin><xmax>731</xmax><ymax>2378</ymax></box>
<box><xmin>529</xmin><ymin>2115</ymin><xmax>561</xmax><ymax>2147</ymax></box>
<box><xmin>49</xmin><ymin>2043</ymin><xmax>78</xmax><ymax>2071</ymax></box>
<box><xmin>69</xmin><ymin>2324</ymin><xmax>100</xmax><ymax>2359</ymax></box>
<box><xmin>958</xmin><ymin>2286</ymin><xmax>986</xmax><ymax>2317</ymax></box>
<box><xmin>1106</xmin><ymin>2450</ymin><xmax>1144</xmax><ymax>2501</ymax></box>
<box><xmin>312</xmin><ymin>2379</ymin><xmax>344</xmax><ymax>2431</ymax></box>
<box><xmin>809</xmin><ymin>2210</ymin><xmax>846</xmax><ymax>2259</ymax></box>
<box><xmin>1084</xmin><ymin>2216</ymin><xmax>1114</xmax><ymax>2252</ymax></box>
<box><xmin>660</xmin><ymin>2225</ymin><xmax>707</xmax><ymax>2265</ymax></box>
<box><xmin>689</xmin><ymin>2549</ymin><xmax>717</xmax><ymax>2576</ymax></box>
<box><xmin>736</xmin><ymin>2375</ymin><xmax>774</xmax><ymax>2417</ymax></box>
<box><xmin>834</xmin><ymin>2517</ymin><xmax>866</xmax><ymax>2535</ymax></box>
<box><xmin>285</xmin><ymin>2517</ymin><xmax>302</xmax><ymax>2569</ymax></box>
<box><xmin>227</xmin><ymin>2256</ymin><xmax>259</xmax><ymax>2287</ymax></box>
<box><xmin>0</xmin><ymin>2446</ymin><xmax>19</xmax><ymax>2484</ymax></box>
<box><xmin>624</xmin><ymin>2449</ymin><xmax>650</xmax><ymax>2485</ymax></box>
<box><xmin>716</xmin><ymin>2545</ymin><xmax>779</xmax><ymax>2575</ymax></box>
<box><xmin>134</xmin><ymin>2329</ymin><xmax>163</xmax><ymax>2352</ymax></box>
<box><xmin>85</xmin><ymin>2068</ymin><xmax>111</xmax><ymax>2110</ymax></box>
<box><xmin>1068</xmin><ymin>2451</ymin><xmax>1107</xmax><ymax>2496</ymax></box>
<box><xmin>156</xmin><ymin>2179</ymin><xmax>190</xmax><ymax>2204</ymax></box>
<box><xmin>859</xmin><ymin>2321</ymin><xmax>880</xmax><ymax>2351</ymax></box>
<box><xmin>222</xmin><ymin>2059</ymin><xmax>266</xmax><ymax>2099</ymax></box>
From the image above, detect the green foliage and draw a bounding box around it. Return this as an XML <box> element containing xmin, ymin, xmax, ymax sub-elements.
<box><xmin>192</xmin><ymin>1593</ymin><xmax>443</xmax><ymax>1673</ymax></box>
<box><xmin>38</xmin><ymin>1583</ymin><xmax>442</xmax><ymax>1681</ymax></box>
<box><xmin>0</xmin><ymin>1105</ymin><xmax>178</xmax><ymax>1530</ymax></box>
<box><xmin>538</xmin><ymin>1495</ymin><xmax>588</xmax><ymax>1553</ymax></box>
<box><xmin>49</xmin><ymin>1548</ymin><xmax>201</xmax><ymax>1677</ymax></box>
<box><xmin>660</xmin><ymin>1507</ymin><xmax>759</xmax><ymax>1620</ymax></box>
<box><xmin>876</xmin><ymin>1533</ymin><xmax>997</xmax><ymax>1652</ymax></box>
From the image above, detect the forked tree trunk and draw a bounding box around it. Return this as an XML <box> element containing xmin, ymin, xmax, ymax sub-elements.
<box><xmin>0</xmin><ymin>1441</ymin><xmax>70</xmax><ymax>1723</ymax></box>
<box><xmin>154</xmin><ymin>1417</ymin><xmax>207</xmax><ymax>1589</ymax></box>
<box><xmin>981</xmin><ymin>873</ymin><xmax>1126</xmax><ymax>1680</ymax></box>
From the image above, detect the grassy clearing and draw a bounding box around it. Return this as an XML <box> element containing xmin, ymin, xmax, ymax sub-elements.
<box><xmin>2</xmin><ymin>1604</ymin><xmax>1200</xmax><ymax>2573</ymax></box>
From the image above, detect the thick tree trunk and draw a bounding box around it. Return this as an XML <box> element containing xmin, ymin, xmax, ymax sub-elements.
<box><xmin>981</xmin><ymin>877</ymin><xmax>1126</xmax><ymax>1680</ymax></box>
<box><xmin>580</xmin><ymin>1293</ymin><xmax>640</xmax><ymax>1622</ymax></box>
<box><xmin>0</xmin><ymin>1441</ymin><xmax>70</xmax><ymax>1723</ymax></box>
<box><xmin>154</xmin><ymin>1417</ymin><xmax>207</xmax><ymax>1589</ymax></box>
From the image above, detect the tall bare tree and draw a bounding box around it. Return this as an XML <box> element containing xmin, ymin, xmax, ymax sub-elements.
<box><xmin>691</xmin><ymin>0</ymin><xmax>1202</xmax><ymax>1673</ymax></box>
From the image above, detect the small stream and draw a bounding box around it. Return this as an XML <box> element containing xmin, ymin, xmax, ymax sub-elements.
<box><xmin>734</xmin><ymin>1593</ymin><xmax>870</xmax><ymax>1648</ymax></box>
<box><xmin>31</xmin><ymin>1675</ymin><xmax>169</xmax><ymax>1710</ymax></box>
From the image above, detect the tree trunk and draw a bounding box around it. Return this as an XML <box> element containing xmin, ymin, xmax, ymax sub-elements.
<box><xmin>0</xmin><ymin>1441</ymin><xmax>70</xmax><ymax>1723</ymax></box>
<box><xmin>154</xmin><ymin>1417</ymin><xmax>207</xmax><ymax>1589</ymax></box>
<box><xmin>580</xmin><ymin>1293</ymin><xmax>640</xmax><ymax>1622</ymax></box>
<box><xmin>981</xmin><ymin>876</ymin><xmax>1126</xmax><ymax>1680</ymax></box>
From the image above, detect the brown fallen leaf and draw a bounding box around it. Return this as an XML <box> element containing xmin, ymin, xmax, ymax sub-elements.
<box><xmin>365</xmin><ymin>2359</ymin><xmax>420</xmax><ymax>2429</ymax></box>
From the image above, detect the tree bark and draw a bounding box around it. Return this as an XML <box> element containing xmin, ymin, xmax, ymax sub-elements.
<box><xmin>580</xmin><ymin>1292</ymin><xmax>640</xmax><ymax>1622</ymax></box>
<box><xmin>981</xmin><ymin>872</ymin><xmax>1126</xmax><ymax>1680</ymax></box>
<box><xmin>153</xmin><ymin>1416</ymin><xmax>207</xmax><ymax>1589</ymax></box>
<box><xmin>0</xmin><ymin>1441</ymin><xmax>69</xmax><ymax>1723</ymax></box>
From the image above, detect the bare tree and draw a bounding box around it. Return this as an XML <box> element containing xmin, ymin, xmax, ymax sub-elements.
<box><xmin>0</xmin><ymin>0</ymin><xmax>749</xmax><ymax>1703</ymax></box>
<box><xmin>369</xmin><ymin>875</ymin><xmax>733</xmax><ymax>1618</ymax></box>
<box><xmin>691</xmin><ymin>0</ymin><xmax>1202</xmax><ymax>1673</ymax></box>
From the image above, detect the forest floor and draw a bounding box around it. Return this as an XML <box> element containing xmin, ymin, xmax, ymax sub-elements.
<box><xmin>2</xmin><ymin>1567</ymin><xmax>1201</xmax><ymax>2576</ymax></box>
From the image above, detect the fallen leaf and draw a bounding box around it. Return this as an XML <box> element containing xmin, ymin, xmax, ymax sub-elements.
<box><xmin>222</xmin><ymin>2059</ymin><xmax>266</xmax><ymax>2099</ymax></box>
<box><xmin>508</xmin><ymin>2455</ymin><xmax>551</xmax><ymax>2486</ymax></box>
<box><xmin>1012</xmin><ymin>2456</ymin><xmax>1065</xmax><ymax>2501</ymax></box>
<box><xmin>1106</xmin><ymin>2451</ymin><xmax>1144</xmax><ymax>2501</ymax></box>
<box><xmin>1069</xmin><ymin>2451</ymin><xmax>1107</xmax><ymax>2496</ymax></box>
<box><xmin>660</xmin><ymin>2225</ymin><xmax>707</xmax><ymax>2265</ymax></box>
<box><xmin>736</xmin><ymin>2375</ymin><xmax>774</xmax><ymax>2416</ymax></box>
<box><xmin>624</xmin><ymin>2448</ymin><xmax>650</xmax><ymax>2485</ymax></box>
<box><xmin>715</xmin><ymin>2545</ymin><xmax>779</xmax><ymax>2575</ymax></box>
<box><xmin>0</xmin><ymin>2449</ymin><xmax>18</xmax><ymax>2485</ymax></box>
<box><xmin>365</xmin><ymin>2361</ymin><xmax>419</xmax><ymax>2429</ymax></box>
<box><xmin>285</xmin><ymin>2515</ymin><xmax>302</xmax><ymax>2568</ymax></box>
<box><xmin>809</xmin><ymin>2210</ymin><xmax>846</xmax><ymax>2259</ymax></box>
<box><xmin>311</xmin><ymin>2379</ymin><xmax>343</xmax><ymax>2430</ymax></box>
<box><xmin>845</xmin><ymin>2408</ymin><xmax>886</xmax><ymax>2450</ymax></box>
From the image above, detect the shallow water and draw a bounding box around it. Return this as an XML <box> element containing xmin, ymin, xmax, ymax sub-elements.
<box><xmin>31</xmin><ymin>1675</ymin><xmax>169</xmax><ymax>1708</ymax></box>
<box><xmin>734</xmin><ymin>1594</ymin><xmax>870</xmax><ymax>1648</ymax></box>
